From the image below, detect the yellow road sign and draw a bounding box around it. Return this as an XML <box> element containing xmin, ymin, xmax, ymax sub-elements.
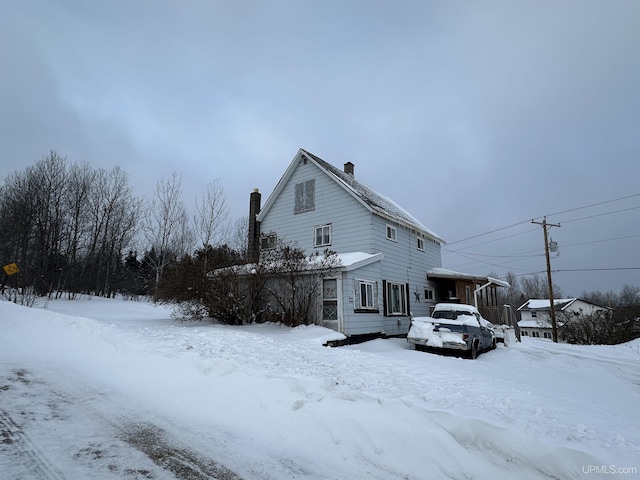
<box><xmin>3</xmin><ymin>263</ymin><xmax>19</xmax><ymax>276</ymax></box>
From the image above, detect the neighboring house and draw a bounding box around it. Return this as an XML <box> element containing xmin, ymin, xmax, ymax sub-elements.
<box><xmin>517</xmin><ymin>298</ymin><xmax>612</xmax><ymax>341</ymax></box>
<box><xmin>247</xmin><ymin>149</ymin><xmax>506</xmax><ymax>338</ymax></box>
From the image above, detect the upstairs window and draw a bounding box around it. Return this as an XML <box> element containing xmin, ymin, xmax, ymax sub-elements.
<box><xmin>294</xmin><ymin>179</ymin><xmax>315</xmax><ymax>214</ymax></box>
<box><xmin>314</xmin><ymin>224</ymin><xmax>332</xmax><ymax>247</ymax></box>
<box><xmin>386</xmin><ymin>224</ymin><xmax>397</xmax><ymax>242</ymax></box>
<box><xmin>417</xmin><ymin>236</ymin><xmax>425</xmax><ymax>251</ymax></box>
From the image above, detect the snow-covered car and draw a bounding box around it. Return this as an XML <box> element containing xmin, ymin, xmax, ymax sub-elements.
<box><xmin>407</xmin><ymin>303</ymin><xmax>496</xmax><ymax>359</ymax></box>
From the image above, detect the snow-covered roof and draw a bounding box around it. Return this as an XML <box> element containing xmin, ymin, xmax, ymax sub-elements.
<box><xmin>518</xmin><ymin>319</ymin><xmax>553</xmax><ymax>328</ymax></box>
<box><xmin>210</xmin><ymin>251</ymin><xmax>382</xmax><ymax>277</ymax></box>
<box><xmin>518</xmin><ymin>298</ymin><xmax>613</xmax><ymax>312</ymax></box>
<box><xmin>257</xmin><ymin>149</ymin><xmax>444</xmax><ymax>245</ymax></box>
<box><xmin>427</xmin><ymin>268</ymin><xmax>510</xmax><ymax>288</ymax></box>
<box><xmin>303</xmin><ymin>150</ymin><xmax>444</xmax><ymax>244</ymax></box>
<box><xmin>518</xmin><ymin>298</ymin><xmax>578</xmax><ymax>311</ymax></box>
<box><xmin>336</xmin><ymin>252</ymin><xmax>384</xmax><ymax>271</ymax></box>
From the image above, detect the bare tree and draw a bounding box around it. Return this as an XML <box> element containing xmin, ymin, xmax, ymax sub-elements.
<box><xmin>142</xmin><ymin>173</ymin><xmax>193</xmax><ymax>296</ymax></box>
<box><xmin>193</xmin><ymin>178</ymin><xmax>230</xmax><ymax>249</ymax></box>
<box><xmin>261</xmin><ymin>240</ymin><xmax>341</xmax><ymax>326</ymax></box>
<box><xmin>229</xmin><ymin>215</ymin><xmax>249</xmax><ymax>260</ymax></box>
<box><xmin>520</xmin><ymin>273</ymin><xmax>564</xmax><ymax>300</ymax></box>
<box><xmin>619</xmin><ymin>285</ymin><xmax>640</xmax><ymax>307</ymax></box>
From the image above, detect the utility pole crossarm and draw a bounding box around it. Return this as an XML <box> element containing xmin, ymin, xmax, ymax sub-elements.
<box><xmin>532</xmin><ymin>217</ymin><xmax>561</xmax><ymax>342</ymax></box>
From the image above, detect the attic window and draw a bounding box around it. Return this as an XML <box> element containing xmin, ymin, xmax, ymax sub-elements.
<box><xmin>294</xmin><ymin>179</ymin><xmax>315</xmax><ymax>214</ymax></box>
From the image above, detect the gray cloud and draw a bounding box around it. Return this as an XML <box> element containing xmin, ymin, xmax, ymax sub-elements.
<box><xmin>1</xmin><ymin>0</ymin><xmax>638</xmax><ymax>295</ymax></box>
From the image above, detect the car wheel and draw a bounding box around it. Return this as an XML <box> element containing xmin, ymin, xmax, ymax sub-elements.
<box><xmin>470</xmin><ymin>340</ymin><xmax>479</xmax><ymax>360</ymax></box>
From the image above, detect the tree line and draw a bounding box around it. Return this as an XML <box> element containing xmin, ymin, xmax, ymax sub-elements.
<box><xmin>0</xmin><ymin>151</ymin><xmax>245</xmax><ymax>300</ymax></box>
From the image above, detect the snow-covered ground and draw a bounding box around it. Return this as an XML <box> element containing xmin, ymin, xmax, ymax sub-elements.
<box><xmin>1</xmin><ymin>296</ymin><xmax>639</xmax><ymax>479</ymax></box>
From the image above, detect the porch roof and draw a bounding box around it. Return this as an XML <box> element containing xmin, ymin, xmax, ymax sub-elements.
<box><xmin>427</xmin><ymin>267</ymin><xmax>508</xmax><ymax>287</ymax></box>
<box><xmin>336</xmin><ymin>252</ymin><xmax>384</xmax><ymax>271</ymax></box>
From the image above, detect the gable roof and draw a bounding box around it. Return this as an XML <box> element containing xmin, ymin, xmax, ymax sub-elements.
<box><xmin>517</xmin><ymin>298</ymin><xmax>612</xmax><ymax>312</ymax></box>
<box><xmin>257</xmin><ymin>149</ymin><xmax>445</xmax><ymax>244</ymax></box>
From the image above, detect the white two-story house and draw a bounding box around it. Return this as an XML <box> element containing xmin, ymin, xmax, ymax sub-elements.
<box><xmin>517</xmin><ymin>298</ymin><xmax>612</xmax><ymax>341</ymax></box>
<box><xmin>249</xmin><ymin>149</ymin><xmax>503</xmax><ymax>338</ymax></box>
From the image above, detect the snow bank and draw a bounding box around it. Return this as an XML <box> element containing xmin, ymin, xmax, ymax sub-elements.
<box><xmin>2</xmin><ymin>297</ymin><xmax>639</xmax><ymax>479</ymax></box>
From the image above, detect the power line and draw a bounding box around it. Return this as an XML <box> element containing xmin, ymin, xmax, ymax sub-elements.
<box><xmin>443</xmin><ymin>227</ymin><xmax>539</xmax><ymax>252</ymax></box>
<box><xmin>446</xmin><ymin>192</ymin><xmax>640</xmax><ymax>247</ymax></box>
<box><xmin>444</xmin><ymin>220</ymin><xmax>531</xmax><ymax>246</ymax></box>
<box><xmin>553</xmin><ymin>267</ymin><xmax>640</xmax><ymax>273</ymax></box>
<box><xmin>561</xmin><ymin>234</ymin><xmax>640</xmax><ymax>248</ymax></box>
<box><xmin>542</xmin><ymin>192</ymin><xmax>640</xmax><ymax>220</ymax></box>
<box><xmin>560</xmin><ymin>206</ymin><xmax>640</xmax><ymax>225</ymax></box>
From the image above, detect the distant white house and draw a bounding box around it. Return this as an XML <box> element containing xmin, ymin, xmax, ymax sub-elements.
<box><xmin>517</xmin><ymin>298</ymin><xmax>612</xmax><ymax>341</ymax></box>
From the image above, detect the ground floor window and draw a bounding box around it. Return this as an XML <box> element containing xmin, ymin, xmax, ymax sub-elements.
<box><xmin>384</xmin><ymin>281</ymin><xmax>408</xmax><ymax>316</ymax></box>
<box><xmin>424</xmin><ymin>287</ymin><xmax>434</xmax><ymax>301</ymax></box>
<box><xmin>354</xmin><ymin>279</ymin><xmax>378</xmax><ymax>313</ymax></box>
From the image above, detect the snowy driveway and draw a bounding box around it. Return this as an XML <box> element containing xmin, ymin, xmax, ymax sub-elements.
<box><xmin>1</xmin><ymin>365</ymin><xmax>243</xmax><ymax>480</ymax></box>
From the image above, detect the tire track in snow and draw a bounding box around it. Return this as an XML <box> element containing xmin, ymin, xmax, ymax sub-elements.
<box><xmin>0</xmin><ymin>409</ymin><xmax>66</xmax><ymax>480</ymax></box>
<box><xmin>0</xmin><ymin>366</ymin><xmax>245</xmax><ymax>480</ymax></box>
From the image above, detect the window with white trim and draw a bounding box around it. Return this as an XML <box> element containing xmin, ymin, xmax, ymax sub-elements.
<box><xmin>294</xmin><ymin>179</ymin><xmax>315</xmax><ymax>214</ymax></box>
<box><xmin>385</xmin><ymin>281</ymin><xmax>407</xmax><ymax>316</ymax></box>
<box><xmin>354</xmin><ymin>280</ymin><xmax>378</xmax><ymax>313</ymax></box>
<box><xmin>314</xmin><ymin>224</ymin><xmax>331</xmax><ymax>247</ymax></box>
<box><xmin>417</xmin><ymin>236</ymin><xmax>425</xmax><ymax>251</ymax></box>
<box><xmin>386</xmin><ymin>224</ymin><xmax>397</xmax><ymax>242</ymax></box>
<box><xmin>424</xmin><ymin>287</ymin><xmax>434</xmax><ymax>301</ymax></box>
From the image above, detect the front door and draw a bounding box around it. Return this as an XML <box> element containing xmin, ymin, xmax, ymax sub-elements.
<box><xmin>322</xmin><ymin>278</ymin><xmax>340</xmax><ymax>332</ymax></box>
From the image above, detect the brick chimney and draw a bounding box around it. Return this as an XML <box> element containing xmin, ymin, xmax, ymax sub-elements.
<box><xmin>344</xmin><ymin>162</ymin><xmax>354</xmax><ymax>176</ymax></box>
<box><xmin>247</xmin><ymin>188</ymin><xmax>261</xmax><ymax>263</ymax></box>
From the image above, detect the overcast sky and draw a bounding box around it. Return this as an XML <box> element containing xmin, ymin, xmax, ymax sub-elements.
<box><xmin>1</xmin><ymin>0</ymin><xmax>639</xmax><ymax>297</ymax></box>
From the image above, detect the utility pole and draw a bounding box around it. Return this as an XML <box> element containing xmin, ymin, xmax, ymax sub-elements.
<box><xmin>532</xmin><ymin>217</ymin><xmax>561</xmax><ymax>342</ymax></box>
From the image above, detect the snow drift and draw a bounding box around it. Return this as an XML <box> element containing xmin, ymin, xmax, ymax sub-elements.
<box><xmin>1</xmin><ymin>297</ymin><xmax>639</xmax><ymax>479</ymax></box>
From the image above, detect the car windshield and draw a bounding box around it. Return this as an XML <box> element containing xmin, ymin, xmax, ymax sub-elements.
<box><xmin>432</xmin><ymin>310</ymin><xmax>475</xmax><ymax>320</ymax></box>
